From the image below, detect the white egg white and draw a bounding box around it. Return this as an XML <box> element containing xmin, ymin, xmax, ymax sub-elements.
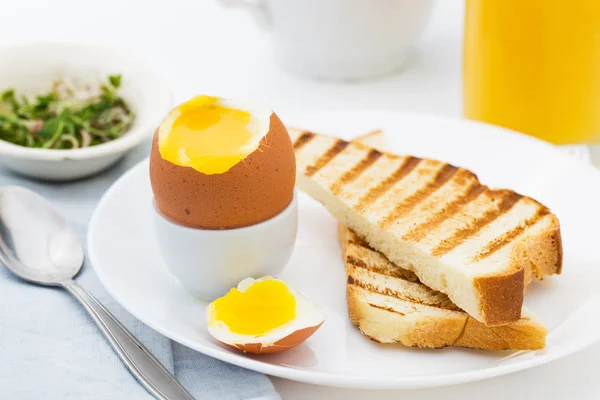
<box><xmin>207</xmin><ymin>277</ymin><xmax>326</xmax><ymax>348</ymax></box>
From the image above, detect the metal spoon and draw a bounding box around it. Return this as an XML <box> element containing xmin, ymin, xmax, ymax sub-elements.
<box><xmin>0</xmin><ymin>186</ymin><xmax>195</xmax><ymax>400</ymax></box>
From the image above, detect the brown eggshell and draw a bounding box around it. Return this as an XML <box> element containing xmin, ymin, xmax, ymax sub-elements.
<box><xmin>150</xmin><ymin>112</ymin><xmax>296</xmax><ymax>229</ymax></box>
<box><xmin>224</xmin><ymin>322</ymin><xmax>324</xmax><ymax>355</ymax></box>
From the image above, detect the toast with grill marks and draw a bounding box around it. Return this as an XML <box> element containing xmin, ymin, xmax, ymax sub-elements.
<box><xmin>289</xmin><ymin>128</ymin><xmax>562</xmax><ymax>326</ymax></box>
<box><xmin>341</xmin><ymin>226</ymin><xmax>547</xmax><ymax>350</ymax></box>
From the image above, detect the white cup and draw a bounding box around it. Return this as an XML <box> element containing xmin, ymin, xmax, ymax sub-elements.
<box><xmin>220</xmin><ymin>0</ymin><xmax>435</xmax><ymax>80</ymax></box>
<box><xmin>152</xmin><ymin>191</ymin><xmax>298</xmax><ymax>300</ymax></box>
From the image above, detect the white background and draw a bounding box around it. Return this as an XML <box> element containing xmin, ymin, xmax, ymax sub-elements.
<box><xmin>1</xmin><ymin>0</ymin><xmax>598</xmax><ymax>398</ymax></box>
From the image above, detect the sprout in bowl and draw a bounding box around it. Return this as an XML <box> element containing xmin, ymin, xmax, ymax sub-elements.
<box><xmin>0</xmin><ymin>75</ymin><xmax>135</xmax><ymax>150</ymax></box>
<box><xmin>0</xmin><ymin>42</ymin><xmax>172</xmax><ymax>181</ymax></box>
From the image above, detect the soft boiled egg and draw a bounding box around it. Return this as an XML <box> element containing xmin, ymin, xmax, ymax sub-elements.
<box><xmin>149</xmin><ymin>95</ymin><xmax>296</xmax><ymax>229</ymax></box>
<box><xmin>207</xmin><ymin>277</ymin><xmax>326</xmax><ymax>354</ymax></box>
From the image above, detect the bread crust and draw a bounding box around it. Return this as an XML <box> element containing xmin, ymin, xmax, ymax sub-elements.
<box><xmin>513</xmin><ymin>218</ymin><xmax>563</xmax><ymax>281</ymax></box>
<box><xmin>473</xmin><ymin>269</ymin><xmax>524</xmax><ymax>326</ymax></box>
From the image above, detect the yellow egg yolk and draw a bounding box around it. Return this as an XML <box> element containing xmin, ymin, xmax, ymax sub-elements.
<box><xmin>158</xmin><ymin>95</ymin><xmax>263</xmax><ymax>174</ymax></box>
<box><xmin>210</xmin><ymin>279</ymin><xmax>297</xmax><ymax>336</ymax></box>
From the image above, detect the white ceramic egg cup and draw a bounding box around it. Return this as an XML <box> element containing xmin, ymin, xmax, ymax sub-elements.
<box><xmin>152</xmin><ymin>191</ymin><xmax>298</xmax><ymax>301</ymax></box>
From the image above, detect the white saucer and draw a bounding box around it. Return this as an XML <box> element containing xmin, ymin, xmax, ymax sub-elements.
<box><xmin>88</xmin><ymin>110</ymin><xmax>600</xmax><ymax>389</ymax></box>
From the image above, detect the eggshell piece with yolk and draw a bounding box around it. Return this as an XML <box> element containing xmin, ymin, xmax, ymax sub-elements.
<box><xmin>228</xmin><ymin>322</ymin><xmax>324</xmax><ymax>355</ymax></box>
<box><xmin>206</xmin><ymin>277</ymin><xmax>326</xmax><ymax>355</ymax></box>
<box><xmin>149</xmin><ymin>107</ymin><xmax>296</xmax><ymax>229</ymax></box>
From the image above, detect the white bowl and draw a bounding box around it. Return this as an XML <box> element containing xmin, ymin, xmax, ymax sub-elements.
<box><xmin>152</xmin><ymin>191</ymin><xmax>299</xmax><ymax>301</ymax></box>
<box><xmin>0</xmin><ymin>42</ymin><xmax>173</xmax><ymax>181</ymax></box>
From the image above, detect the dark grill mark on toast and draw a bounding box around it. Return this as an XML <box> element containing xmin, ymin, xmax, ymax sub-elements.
<box><xmin>354</xmin><ymin>156</ymin><xmax>422</xmax><ymax>212</ymax></box>
<box><xmin>472</xmin><ymin>207</ymin><xmax>550</xmax><ymax>262</ymax></box>
<box><xmin>367</xmin><ymin>303</ymin><xmax>405</xmax><ymax>316</ymax></box>
<box><xmin>346</xmin><ymin>229</ymin><xmax>370</xmax><ymax>247</ymax></box>
<box><xmin>346</xmin><ymin>254</ymin><xmax>420</xmax><ymax>282</ymax></box>
<box><xmin>292</xmin><ymin>131</ymin><xmax>315</xmax><ymax>150</ymax></box>
<box><xmin>305</xmin><ymin>139</ymin><xmax>349</xmax><ymax>177</ymax></box>
<box><xmin>379</xmin><ymin>164</ymin><xmax>459</xmax><ymax>229</ymax></box>
<box><xmin>346</xmin><ymin>255</ymin><xmax>368</xmax><ymax>269</ymax></box>
<box><xmin>330</xmin><ymin>149</ymin><xmax>383</xmax><ymax>195</ymax></box>
<box><xmin>431</xmin><ymin>190</ymin><xmax>523</xmax><ymax>257</ymax></box>
<box><xmin>349</xmin><ymin>277</ymin><xmax>460</xmax><ymax>311</ymax></box>
<box><xmin>348</xmin><ymin>237</ymin><xmax>370</xmax><ymax>247</ymax></box>
<box><xmin>403</xmin><ymin>182</ymin><xmax>486</xmax><ymax>243</ymax></box>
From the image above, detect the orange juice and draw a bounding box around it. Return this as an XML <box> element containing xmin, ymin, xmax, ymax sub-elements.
<box><xmin>463</xmin><ymin>0</ymin><xmax>600</xmax><ymax>145</ymax></box>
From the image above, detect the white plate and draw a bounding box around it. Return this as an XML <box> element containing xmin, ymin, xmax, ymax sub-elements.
<box><xmin>88</xmin><ymin>110</ymin><xmax>600</xmax><ymax>390</ymax></box>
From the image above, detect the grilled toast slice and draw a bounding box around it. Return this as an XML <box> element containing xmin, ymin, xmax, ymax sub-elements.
<box><xmin>341</xmin><ymin>226</ymin><xmax>547</xmax><ymax>350</ymax></box>
<box><xmin>290</xmin><ymin>128</ymin><xmax>562</xmax><ymax>326</ymax></box>
<box><xmin>338</xmin><ymin>131</ymin><xmax>548</xmax><ymax>350</ymax></box>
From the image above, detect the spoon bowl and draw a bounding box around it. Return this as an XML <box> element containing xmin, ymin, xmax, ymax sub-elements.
<box><xmin>0</xmin><ymin>186</ymin><xmax>83</xmax><ymax>285</ymax></box>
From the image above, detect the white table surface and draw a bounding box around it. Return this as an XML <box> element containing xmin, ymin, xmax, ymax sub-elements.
<box><xmin>2</xmin><ymin>0</ymin><xmax>598</xmax><ymax>398</ymax></box>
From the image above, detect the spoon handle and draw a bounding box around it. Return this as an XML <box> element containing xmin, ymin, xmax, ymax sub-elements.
<box><xmin>61</xmin><ymin>279</ymin><xmax>195</xmax><ymax>400</ymax></box>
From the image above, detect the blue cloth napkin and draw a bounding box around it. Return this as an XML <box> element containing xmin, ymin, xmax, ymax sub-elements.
<box><xmin>0</xmin><ymin>141</ymin><xmax>280</xmax><ymax>400</ymax></box>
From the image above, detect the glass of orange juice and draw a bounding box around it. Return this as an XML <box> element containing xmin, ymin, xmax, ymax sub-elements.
<box><xmin>463</xmin><ymin>0</ymin><xmax>600</xmax><ymax>145</ymax></box>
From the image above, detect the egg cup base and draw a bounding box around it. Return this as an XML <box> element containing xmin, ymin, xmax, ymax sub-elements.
<box><xmin>152</xmin><ymin>190</ymin><xmax>298</xmax><ymax>301</ymax></box>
